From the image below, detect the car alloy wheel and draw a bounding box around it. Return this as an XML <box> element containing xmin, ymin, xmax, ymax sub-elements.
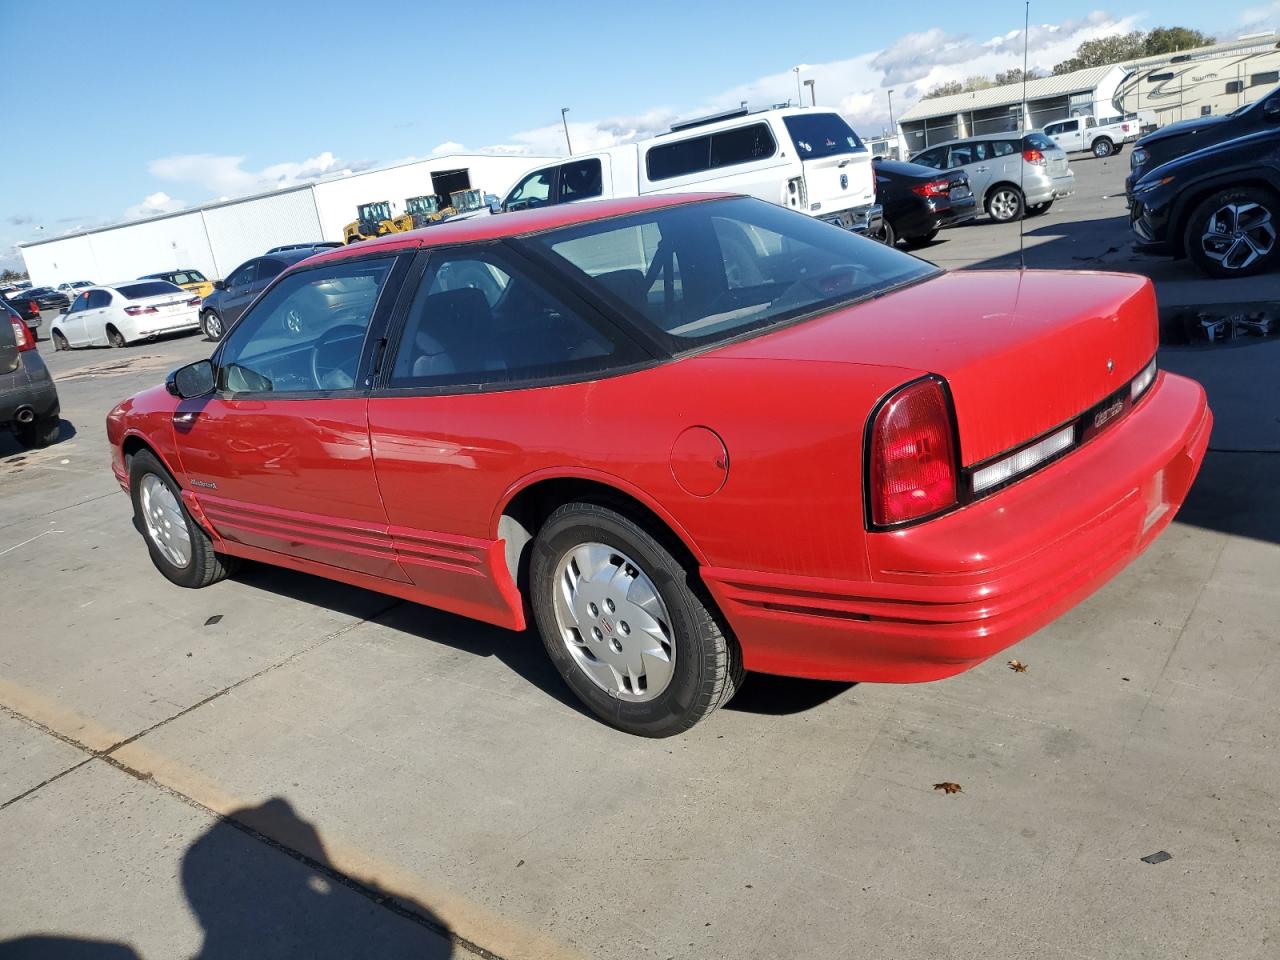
<box><xmin>139</xmin><ymin>473</ymin><xmax>192</xmax><ymax>568</ymax></box>
<box><xmin>52</xmin><ymin>331</ymin><xmax>69</xmax><ymax>351</ymax></box>
<box><xmin>203</xmin><ymin>311</ymin><xmax>223</xmax><ymax>340</ymax></box>
<box><xmin>551</xmin><ymin>542</ymin><xmax>675</xmax><ymax>701</ymax></box>
<box><xmin>1093</xmin><ymin>139</ymin><xmax>1113</xmax><ymax>158</ymax></box>
<box><xmin>987</xmin><ymin>187</ymin><xmax>1024</xmax><ymax>223</ymax></box>
<box><xmin>1200</xmin><ymin>202</ymin><xmax>1276</xmax><ymax>273</ymax></box>
<box><xmin>108</xmin><ymin>328</ymin><xmax>126</xmax><ymax>348</ymax></box>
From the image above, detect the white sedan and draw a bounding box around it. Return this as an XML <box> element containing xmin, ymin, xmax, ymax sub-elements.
<box><xmin>50</xmin><ymin>280</ymin><xmax>201</xmax><ymax>350</ymax></box>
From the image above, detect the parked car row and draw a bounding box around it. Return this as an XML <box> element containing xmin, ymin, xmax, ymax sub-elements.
<box><xmin>1129</xmin><ymin>83</ymin><xmax>1280</xmax><ymax>278</ymax></box>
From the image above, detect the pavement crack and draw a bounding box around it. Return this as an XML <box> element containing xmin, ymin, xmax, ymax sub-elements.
<box><xmin>0</xmin><ymin>756</ymin><xmax>95</xmax><ymax>811</ymax></box>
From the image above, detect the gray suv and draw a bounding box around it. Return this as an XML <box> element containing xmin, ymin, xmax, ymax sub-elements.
<box><xmin>1</xmin><ymin>301</ymin><xmax>60</xmax><ymax>448</ymax></box>
<box><xmin>910</xmin><ymin>132</ymin><xmax>1074</xmax><ymax>222</ymax></box>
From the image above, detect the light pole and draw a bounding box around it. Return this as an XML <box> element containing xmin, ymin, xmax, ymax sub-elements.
<box><xmin>887</xmin><ymin>89</ymin><xmax>896</xmax><ymax>157</ymax></box>
<box><xmin>560</xmin><ymin>107</ymin><xmax>572</xmax><ymax>155</ymax></box>
<box><xmin>803</xmin><ymin>78</ymin><xmax>816</xmax><ymax>106</ymax></box>
<box><xmin>793</xmin><ymin>66</ymin><xmax>802</xmax><ymax>106</ymax></box>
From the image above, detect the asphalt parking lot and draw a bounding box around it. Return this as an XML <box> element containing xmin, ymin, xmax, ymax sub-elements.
<box><xmin>2</xmin><ymin>156</ymin><xmax>1278</xmax><ymax>959</ymax></box>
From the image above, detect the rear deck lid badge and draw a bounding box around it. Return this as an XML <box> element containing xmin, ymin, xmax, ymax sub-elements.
<box><xmin>840</xmin><ymin>173</ymin><xmax>848</xmax><ymax>189</ymax></box>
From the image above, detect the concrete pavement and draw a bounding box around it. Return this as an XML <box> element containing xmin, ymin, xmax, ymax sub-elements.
<box><xmin>2</xmin><ymin>178</ymin><xmax>1278</xmax><ymax>959</ymax></box>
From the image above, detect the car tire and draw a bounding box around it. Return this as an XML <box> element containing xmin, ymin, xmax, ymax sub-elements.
<box><xmin>1184</xmin><ymin>186</ymin><xmax>1280</xmax><ymax>279</ymax></box>
<box><xmin>1027</xmin><ymin>200</ymin><xmax>1054</xmax><ymax>216</ymax></box>
<box><xmin>129</xmin><ymin>449</ymin><xmax>237</xmax><ymax>589</ymax></box>
<box><xmin>986</xmin><ymin>186</ymin><xmax>1025</xmax><ymax>223</ymax></box>
<box><xmin>51</xmin><ymin>330</ymin><xmax>69</xmax><ymax>351</ymax></box>
<box><xmin>529</xmin><ymin>501</ymin><xmax>743</xmax><ymax>737</ymax></box>
<box><xmin>1092</xmin><ymin>138</ymin><xmax>1114</xmax><ymax>158</ymax></box>
<box><xmin>201</xmin><ymin>310</ymin><xmax>224</xmax><ymax>341</ymax></box>
<box><xmin>902</xmin><ymin>229</ymin><xmax>940</xmax><ymax>249</ymax></box>
<box><xmin>871</xmin><ymin>219</ymin><xmax>896</xmax><ymax>247</ymax></box>
<box><xmin>16</xmin><ymin>417</ymin><xmax>60</xmax><ymax>449</ymax></box>
<box><xmin>107</xmin><ymin>326</ymin><xmax>127</xmax><ymax>348</ymax></box>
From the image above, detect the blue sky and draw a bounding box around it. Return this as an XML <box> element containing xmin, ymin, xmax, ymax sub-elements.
<box><xmin>3</xmin><ymin>0</ymin><xmax>1270</xmax><ymax>270</ymax></box>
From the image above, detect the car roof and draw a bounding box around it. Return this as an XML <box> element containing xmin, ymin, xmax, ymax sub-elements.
<box><xmin>917</xmin><ymin>132</ymin><xmax>1033</xmax><ymax>151</ymax></box>
<box><xmin>302</xmin><ymin>193</ymin><xmax>732</xmax><ymax>267</ymax></box>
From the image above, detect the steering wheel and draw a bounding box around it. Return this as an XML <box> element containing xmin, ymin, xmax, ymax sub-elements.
<box><xmin>309</xmin><ymin>323</ymin><xmax>367</xmax><ymax>390</ymax></box>
<box><xmin>770</xmin><ymin>263</ymin><xmax>865</xmax><ymax>314</ymax></box>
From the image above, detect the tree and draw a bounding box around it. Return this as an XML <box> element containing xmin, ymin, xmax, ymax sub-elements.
<box><xmin>995</xmin><ymin>67</ymin><xmax>1040</xmax><ymax>86</ymax></box>
<box><xmin>922</xmin><ymin>80</ymin><xmax>965</xmax><ymax>100</ymax></box>
<box><xmin>1053</xmin><ymin>31</ymin><xmax>1146</xmax><ymax>73</ymax></box>
<box><xmin>1144</xmin><ymin>26</ymin><xmax>1214</xmax><ymax>55</ymax></box>
<box><xmin>1053</xmin><ymin>27</ymin><xmax>1215</xmax><ymax>74</ymax></box>
<box><xmin>0</xmin><ymin>268</ymin><xmax>28</xmax><ymax>283</ymax></box>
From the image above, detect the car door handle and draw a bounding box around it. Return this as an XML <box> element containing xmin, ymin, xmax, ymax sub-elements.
<box><xmin>173</xmin><ymin>411</ymin><xmax>198</xmax><ymax>426</ymax></box>
<box><xmin>974</xmin><ymin>165</ymin><xmax>988</xmax><ymax>172</ymax></box>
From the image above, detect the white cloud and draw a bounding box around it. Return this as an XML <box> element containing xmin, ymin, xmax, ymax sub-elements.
<box><xmin>430</xmin><ymin>141</ymin><xmax>466</xmax><ymax>155</ymax></box>
<box><xmin>1240</xmin><ymin>3</ymin><xmax>1280</xmax><ymax>29</ymax></box>
<box><xmin>124</xmin><ymin>190</ymin><xmax>185</xmax><ymax>220</ymax></box>
<box><xmin>146</xmin><ymin>151</ymin><xmax>375</xmax><ymax>198</ymax></box>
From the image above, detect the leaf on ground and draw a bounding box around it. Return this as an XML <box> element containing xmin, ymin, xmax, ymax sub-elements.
<box><xmin>1007</xmin><ymin>659</ymin><xmax>1028</xmax><ymax>673</ymax></box>
<box><xmin>204</xmin><ymin>614</ymin><xmax>223</xmax><ymax>626</ymax></box>
<box><xmin>933</xmin><ymin>781</ymin><xmax>963</xmax><ymax>795</ymax></box>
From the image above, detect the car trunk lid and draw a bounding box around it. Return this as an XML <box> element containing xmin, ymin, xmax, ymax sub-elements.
<box><xmin>710</xmin><ymin>270</ymin><xmax>1159</xmax><ymax>465</ymax></box>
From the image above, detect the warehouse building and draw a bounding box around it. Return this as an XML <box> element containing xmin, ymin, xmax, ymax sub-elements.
<box><xmin>895</xmin><ymin>33</ymin><xmax>1280</xmax><ymax>157</ymax></box>
<box><xmin>897</xmin><ymin>64</ymin><xmax>1128</xmax><ymax>153</ymax></box>
<box><xmin>19</xmin><ymin>153</ymin><xmax>548</xmax><ymax>286</ymax></box>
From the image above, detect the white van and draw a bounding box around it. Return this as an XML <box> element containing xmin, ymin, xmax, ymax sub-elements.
<box><xmin>501</xmin><ymin>106</ymin><xmax>883</xmax><ymax>235</ymax></box>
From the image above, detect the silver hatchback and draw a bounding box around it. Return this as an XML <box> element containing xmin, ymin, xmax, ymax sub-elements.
<box><xmin>909</xmin><ymin>132</ymin><xmax>1074</xmax><ymax>222</ymax></box>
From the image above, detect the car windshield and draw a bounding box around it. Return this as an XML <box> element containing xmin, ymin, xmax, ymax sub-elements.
<box><xmin>783</xmin><ymin>113</ymin><xmax>866</xmax><ymax>159</ymax></box>
<box><xmin>116</xmin><ymin>281</ymin><xmax>183</xmax><ymax>300</ymax></box>
<box><xmin>527</xmin><ymin>197</ymin><xmax>936</xmax><ymax>352</ymax></box>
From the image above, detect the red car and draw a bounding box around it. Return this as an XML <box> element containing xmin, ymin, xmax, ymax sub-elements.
<box><xmin>106</xmin><ymin>194</ymin><xmax>1211</xmax><ymax>736</ymax></box>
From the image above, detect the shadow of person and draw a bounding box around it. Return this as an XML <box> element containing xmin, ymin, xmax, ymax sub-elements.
<box><xmin>0</xmin><ymin>937</ymin><xmax>141</xmax><ymax>959</ymax></box>
<box><xmin>182</xmin><ymin>797</ymin><xmax>454</xmax><ymax>959</ymax></box>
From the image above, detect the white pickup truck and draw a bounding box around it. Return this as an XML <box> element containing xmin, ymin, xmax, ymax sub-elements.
<box><xmin>1043</xmin><ymin>115</ymin><xmax>1139</xmax><ymax>159</ymax></box>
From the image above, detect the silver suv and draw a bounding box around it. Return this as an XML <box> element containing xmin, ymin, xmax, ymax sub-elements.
<box><xmin>910</xmin><ymin>132</ymin><xmax>1074</xmax><ymax>222</ymax></box>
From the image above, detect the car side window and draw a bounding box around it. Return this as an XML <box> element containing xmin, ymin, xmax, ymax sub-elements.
<box><xmin>225</xmin><ymin>261</ymin><xmax>257</xmax><ymax>289</ymax></box>
<box><xmin>912</xmin><ymin>148</ymin><xmax>945</xmax><ymax>169</ymax></box>
<box><xmin>215</xmin><ymin>258</ymin><xmax>394</xmax><ymax>394</ymax></box>
<box><xmin>87</xmin><ymin>290</ymin><xmax>111</xmax><ymax>309</ymax></box>
<box><xmin>945</xmin><ymin>144</ymin><xmax>974</xmax><ymax>168</ymax></box>
<box><xmin>559</xmin><ymin>158</ymin><xmax>603</xmax><ymax>202</ymax></box>
<box><xmin>506</xmin><ymin>167</ymin><xmax>556</xmax><ymax>209</ymax></box>
<box><xmin>258</xmin><ymin>258</ymin><xmax>287</xmax><ymax>284</ymax></box>
<box><xmin>387</xmin><ymin>250</ymin><xmax>634</xmax><ymax>389</ymax></box>
<box><xmin>69</xmin><ymin>293</ymin><xmax>88</xmax><ymax>313</ymax></box>
<box><xmin>991</xmin><ymin>140</ymin><xmax>1018</xmax><ymax>157</ymax></box>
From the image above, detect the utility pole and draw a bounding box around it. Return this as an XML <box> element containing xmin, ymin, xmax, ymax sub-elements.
<box><xmin>804</xmin><ymin>78</ymin><xmax>816</xmax><ymax>106</ymax></box>
<box><xmin>561</xmin><ymin>107</ymin><xmax>572</xmax><ymax>155</ymax></box>
<box><xmin>887</xmin><ymin>89</ymin><xmax>896</xmax><ymax>157</ymax></box>
<box><xmin>794</xmin><ymin>66</ymin><xmax>802</xmax><ymax>106</ymax></box>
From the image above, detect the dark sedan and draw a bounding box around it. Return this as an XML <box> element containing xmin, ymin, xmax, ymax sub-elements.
<box><xmin>1126</xmin><ymin>85</ymin><xmax>1280</xmax><ymax>201</ymax></box>
<box><xmin>871</xmin><ymin>158</ymin><xmax>977</xmax><ymax>248</ymax></box>
<box><xmin>198</xmin><ymin>248</ymin><xmax>320</xmax><ymax>340</ymax></box>
<box><xmin>23</xmin><ymin>287</ymin><xmax>71</xmax><ymax>313</ymax></box>
<box><xmin>1</xmin><ymin>292</ymin><xmax>42</xmax><ymax>329</ymax></box>
<box><xmin>1131</xmin><ymin>125</ymin><xmax>1280</xmax><ymax>277</ymax></box>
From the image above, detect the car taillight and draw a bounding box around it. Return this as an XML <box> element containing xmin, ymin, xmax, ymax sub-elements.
<box><xmin>123</xmin><ymin>305</ymin><xmax>158</xmax><ymax>316</ymax></box>
<box><xmin>868</xmin><ymin>377</ymin><xmax>958</xmax><ymax>527</ymax></box>
<box><xmin>27</xmin><ymin>300</ymin><xmax>38</xmax><ymax>315</ymax></box>
<box><xmin>1022</xmin><ymin>148</ymin><xmax>1045</xmax><ymax>165</ymax></box>
<box><xmin>911</xmin><ymin>179</ymin><xmax>950</xmax><ymax>198</ymax></box>
<box><xmin>11</xmin><ymin>317</ymin><xmax>35</xmax><ymax>352</ymax></box>
<box><xmin>185</xmin><ymin>296</ymin><xmax>201</xmax><ymax>306</ymax></box>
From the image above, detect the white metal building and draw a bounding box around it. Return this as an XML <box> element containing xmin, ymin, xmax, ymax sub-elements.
<box><xmin>897</xmin><ymin>65</ymin><xmax>1128</xmax><ymax>153</ymax></box>
<box><xmin>19</xmin><ymin>153</ymin><xmax>550</xmax><ymax>286</ymax></box>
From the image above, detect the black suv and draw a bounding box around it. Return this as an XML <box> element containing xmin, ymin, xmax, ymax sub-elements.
<box><xmin>1130</xmin><ymin>125</ymin><xmax>1280</xmax><ymax>277</ymax></box>
<box><xmin>198</xmin><ymin>249</ymin><xmax>319</xmax><ymax>341</ymax></box>
<box><xmin>1126</xmin><ymin>85</ymin><xmax>1280</xmax><ymax>200</ymax></box>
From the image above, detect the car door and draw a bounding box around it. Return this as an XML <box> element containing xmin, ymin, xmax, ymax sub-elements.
<box><xmin>503</xmin><ymin>165</ymin><xmax>558</xmax><ymax>211</ymax></box>
<box><xmin>78</xmin><ymin>289</ymin><xmax>114</xmax><ymax>345</ymax></box>
<box><xmin>217</xmin><ymin>259</ymin><xmax>262</xmax><ymax>326</ymax></box>
<box><xmin>59</xmin><ymin>292</ymin><xmax>90</xmax><ymax>344</ymax></box>
<box><xmin>365</xmin><ymin>245</ymin><xmax>647</xmax><ymax>627</ymax></box>
<box><xmin>171</xmin><ymin>252</ymin><xmax>411</xmax><ymax>580</ymax></box>
<box><xmin>947</xmin><ymin>141</ymin><xmax>991</xmax><ymax>201</ymax></box>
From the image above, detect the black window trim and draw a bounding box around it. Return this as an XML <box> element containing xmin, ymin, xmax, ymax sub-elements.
<box><xmin>369</xmin><ymin>240</ymin><xmax>661</xmax><ymax>399</ymax></box>
<box><xmin>208</xmin><ymin>248</ymin><xmax>413</xmax><ymax>402</ymax></box>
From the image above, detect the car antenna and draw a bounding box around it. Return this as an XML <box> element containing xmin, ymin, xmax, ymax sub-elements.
<box><xmin>1019</xmin><ymin>0</ymin><xmax>1030</xmax><ymax>272</ymax></box>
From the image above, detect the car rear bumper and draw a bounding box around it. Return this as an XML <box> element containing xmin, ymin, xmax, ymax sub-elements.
<box><xmin>702</xmin><ymin>371</ymin><xmax>1210</xmax><ymax>682</ymax></box>
<box><xmin>820</xmin><ymin>202</ymin><xmax>884</xmax><ymax>236</ymax></box>
<box><xmin>1</xmin><ymin>352</ymin><xmax>60</xmax><ymax>425</ymax></box>
<box><xmin>1025</xmin><ymin>171</ymin><xmax>1075</xmax><ymax>206</ymax></box>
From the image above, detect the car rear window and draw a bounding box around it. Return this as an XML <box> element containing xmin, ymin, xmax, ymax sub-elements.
<box><xmin>1023</xmin><ymin>132</ymin><xmax>1056</xmax><ymax>151</ymax></box>
<box><xmin>526</xmin><ymin>196</ymin><xmax>936</xmax><ymax>353</ymax></box>
<box><xmin>116</xmin><ymin>281</ymin><xmax>183</xmax><ymax>300</ymax></box>
<box><xmin>783</xmin><ymin>113</ymin><xmax>866</xmax><ymax>159</ymax></box>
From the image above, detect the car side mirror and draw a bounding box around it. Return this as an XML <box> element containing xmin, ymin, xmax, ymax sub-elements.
<box><xmin>213</xmin><ymin>279</ymin><xmax>227</xmax><ymax>291</ymax></box>
<box><xmin>166</xmin><ymin>359</ymin><xmax>215</xmax><ymax>399</ymax></box>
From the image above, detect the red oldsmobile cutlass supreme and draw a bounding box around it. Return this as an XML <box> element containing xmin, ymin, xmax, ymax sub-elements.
<box><xmin>107</xmin><ymin>194</ymin><xmax>1211</xmax><ymax>736</ymax></box>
